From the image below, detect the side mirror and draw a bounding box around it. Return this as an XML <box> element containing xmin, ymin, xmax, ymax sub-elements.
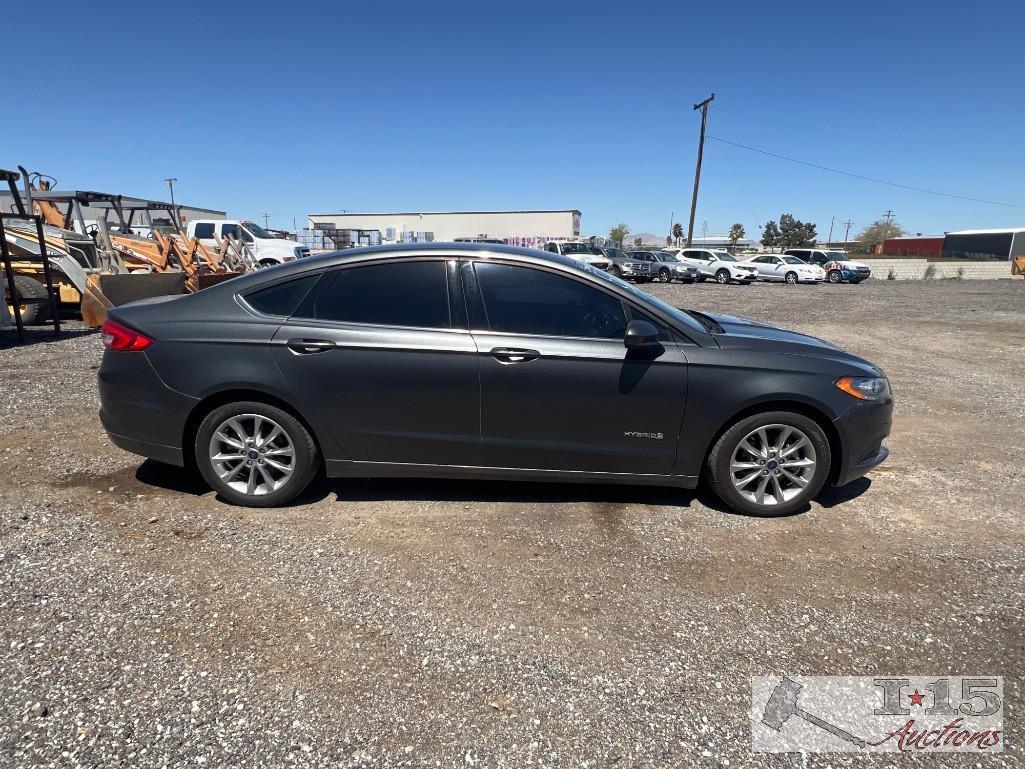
<box><xmin>624</xmin><ymin>319</ymin><xmax>660</xmax><ymax>349</ymax></box>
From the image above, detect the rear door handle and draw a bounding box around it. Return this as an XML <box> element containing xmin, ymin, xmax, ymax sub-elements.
<box><xmin>286</xmin><ymin>338</ymin><xmax>336</xmax><ymax>355</ymax></box>
<box><xmin>490</xmin><ymin>347</ymin><xmax>540</xmax><ymax>364</ymax></box>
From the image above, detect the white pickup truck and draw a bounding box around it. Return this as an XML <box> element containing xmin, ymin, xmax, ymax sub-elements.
<box><xmin>187</xmin><ymin>220</ymin><xmax>309</xmax><ymax>266</ymax></box>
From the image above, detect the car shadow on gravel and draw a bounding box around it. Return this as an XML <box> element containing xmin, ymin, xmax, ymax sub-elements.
<box><xmin>133</xmin><ymin>460</ymin><xmax>869</xmax><ymax>517</ymax></box>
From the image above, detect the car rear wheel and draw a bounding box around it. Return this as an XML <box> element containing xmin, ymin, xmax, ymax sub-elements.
<box><xmin>715</xmin><ymin>269</ymin><xmax>730</xmax><ymax>284</ymax></box>
<box><xmin>659</xmin><ymin>268</ymin><xmax>672</xmax><ymax>282</ymax></box>
<box><xmin>785</xmin><ymin>271</ymin><xmax>798</xmax><ymax>284</ymax></box>
<box><xmin>828</xmin><ymin>270</ymin><xmax>843</xmax><ymax>283</ymax></box>
<box><xmin>195</xmin><ymin>401</ymin><xmax>318</xmax><ymax>507</ymax></box>
<box><xmin>707</xmin><ymin>411</ymin><xmax>831</xmax><ymax>516</ymax></box>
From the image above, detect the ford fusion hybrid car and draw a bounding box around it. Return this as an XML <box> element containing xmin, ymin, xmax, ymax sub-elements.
<box><xmin>98</xmin><ymin>244</ymin><xmax>891</xmax><ymax>516</ymax></box>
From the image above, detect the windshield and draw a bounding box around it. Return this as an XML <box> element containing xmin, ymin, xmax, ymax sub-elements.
<box><xmin>579</xmin><ymin>263</ymin><xmax>708</xmax><ymax>336</ymax></box>
<box><xmin>241</xmin><ymin>221</ymin><xmax>273</xmax><ymax>239</ymax></box>
<box><xmin>606</xmin><ymin>248</ymin><xmax>628</xmax><ymax>260</ymax></box>
<box><xmin>782</xmin><ymin>256</ymin><xmax>806</xmax><ymax>264</ymax></box>
<box><xmin>712</xmin><ymin>251</ymin><xmax>738</xmax><ymax>262</ymax></box>
<box><xmin>823</xmin><ymin>251</ymin><xmax>846</xmax><ymax>259</ymax></box>
<box><xmin>558</xmin><ymin>242</ymin><xmax>593</xmax><ymax>255</ymax></box>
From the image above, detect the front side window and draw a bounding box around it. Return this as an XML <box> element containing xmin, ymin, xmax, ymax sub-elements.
<box><xmin>474</xmin><ymin>262</ymin><xmax>627</xmax><ymax>339</ymax></box>
<box><xmin>220</xmin><ymin>223</ymin><xmax>238</xmax><ymax>239</ymax></box>
<box><xmin>302</xmin><ymin>260</ymin><xmax>450</xmax><ymax>328</ymax></box>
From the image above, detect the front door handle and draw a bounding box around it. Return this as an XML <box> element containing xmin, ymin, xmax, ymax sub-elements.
<box><xmin>286</xmin><ymin>338</ymin><xmax>336</xmax><ymax>355</ymax></box>
<box><xmin>490</xmin><ymin>347</ymin><xmax>540</xmax><ymax>364</ymax></box>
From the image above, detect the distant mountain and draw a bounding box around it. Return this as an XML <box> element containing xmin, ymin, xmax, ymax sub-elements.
<box><xmin>627</xmin><ymin>232</ymin><xmax>669</xmax><ymax>247</ymax></box>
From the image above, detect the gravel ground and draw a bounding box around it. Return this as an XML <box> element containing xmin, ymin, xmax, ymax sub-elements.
<box><xmin>1</xmin><ymin>279</ymin><xmax>1023</xmax><ymax>768</ymax></box>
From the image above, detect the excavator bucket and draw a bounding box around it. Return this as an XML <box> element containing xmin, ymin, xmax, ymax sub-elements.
<box><xmin>80</xmin><ymin>272</ymin><xmax>188</xmax><ymax>327</ymax></box>
<box><xmin>191</xmin><ymin>271</ymin><xmax>242</xmax><ymax>291</ymax></box>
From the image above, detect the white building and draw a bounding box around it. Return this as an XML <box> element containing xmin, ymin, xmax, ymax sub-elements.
<box><xmin>307</xmin><ymin>209</ymin><xmax>581</xmax><ymax>247</ymax></box>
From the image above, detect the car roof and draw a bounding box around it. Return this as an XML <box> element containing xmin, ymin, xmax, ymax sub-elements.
<box><xmin>218</xmin><ymin>242</ymin><xmax>585</xmax><ymax>291</ymax></box>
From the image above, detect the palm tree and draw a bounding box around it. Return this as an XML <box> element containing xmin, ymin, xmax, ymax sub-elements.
<box><xmin>728</xmin><ymin>223</ymin><xmax>746</xmax><ymax>252</ymax></box>
<box><xmin>671</xmin><ymin>222</ymin><xmax>684</xmax><ymax>246</ymax></box>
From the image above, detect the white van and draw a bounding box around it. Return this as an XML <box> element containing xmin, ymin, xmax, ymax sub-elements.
<box><xmin>187</xmin><ymin>220</ymin><xmax>309</xmax><ymax>266</ymax></box>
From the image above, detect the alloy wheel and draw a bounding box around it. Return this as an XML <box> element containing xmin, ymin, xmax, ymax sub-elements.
<box><xmin>716</xmin><ymin>270</ymin><xmax>730</xmax><ymax>284</ymax></box>
<box><xmin>660</xmin><ymin>269</ymin><xmax>672</xmax><ymax>282</ymax></box>
<box><xmin>785</xmin><ymin>272</ymin><xmax>798</xmax><ymax>284</ymax></box>
<box><xmin>208</xmin><ymin>414</ymin><xmax>296</xmax><ymax>496</ymax></box>
<box><xmin>829</xmin><ymin>270</ymin><xmax>842</xmax><ymax>283</ymax></box>
<box><xmin>729</xmin><ymin>424</ymin><xmax>817</xmax><ymax>507</ymax></box>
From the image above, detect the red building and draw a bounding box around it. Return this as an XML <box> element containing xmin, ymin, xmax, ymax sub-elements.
<box><xmin>881</xmin><ymin>236</ymin><xmax>944</xmax><ymax>258</ymax></box>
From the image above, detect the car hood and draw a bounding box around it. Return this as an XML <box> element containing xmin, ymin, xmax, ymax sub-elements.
<box><xmin>702</xmin><ymin>312</ymin><xmax>881</xmax><ymax>373</ymax></box>
<box><xmin>831</xmin><ymin>259</ymin><xmax>870</xmax><ymax>269</ymax></box>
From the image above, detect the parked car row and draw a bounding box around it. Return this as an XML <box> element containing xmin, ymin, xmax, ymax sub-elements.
<box><xmin>543</xmin><ymin>240</ymin><xmax>872</xmax><ymax>286</ymax></box>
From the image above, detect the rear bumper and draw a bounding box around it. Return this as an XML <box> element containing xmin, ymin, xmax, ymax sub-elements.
<box><xmin>103</xmin><ymin>426</ymin><xmax>184</xmax><ymax>467</ymax></box>
<box><xmin>98</xmin><ymin>350</ymin><xmax>196</xmax><ymax>466</ymax></box>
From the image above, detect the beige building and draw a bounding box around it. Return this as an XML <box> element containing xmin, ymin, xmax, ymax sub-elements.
<box><xmin>307</xmin><ymin>209</ymin><xmax>581</xmax><ymax>246</ymax></box>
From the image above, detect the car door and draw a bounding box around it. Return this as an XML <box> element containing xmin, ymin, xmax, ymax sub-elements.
<box><xmin>751</xmin><ymin>255</ymin><xmax>783</xmax><ymax>280</ymax></box>
<box><xmin>464</xmin><ymin>260</ymin><xmax>688</xmax><ymax>475</ymax></box>
<box><xmin>682</xmin><ymin>249</ymin><xmax>712</xmax><ymax>277</ymax></box>
<box><xmin>269</xmin><ymin>258</ymin><xmax>481</xmax><ymax>466</ymax></box>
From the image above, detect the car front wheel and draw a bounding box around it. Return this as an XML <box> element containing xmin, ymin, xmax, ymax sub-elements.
<box><xmin>195</xmin><ymin>401</ymin><xmax>318</xmax><ymax>507</ymax></box>
<box><xmin>828</xmin><ymin>270</ymin><xmax>843</xmax><ymax>283</ymax></box>
<box><xmin>785</xmin><ymin>271</ymin><xmax>798</xmax><ymax>284</ymax></box>
<box><xmin>715</xmin><ymin>269</ymin><xmax>731</xmax><ymax>284</ymax></box>
<box><xmin>707</xmin><ymin>411</ymin><xmax>831</xmax><ymax>516</ymax></box>
<box><xmin>659</xmin><ymin>268</ymin><xmax>672</xmax><ymax>282</ymax></box>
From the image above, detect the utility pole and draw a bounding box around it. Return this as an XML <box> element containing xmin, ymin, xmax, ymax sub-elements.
<box><xmin>827</xmin><ymin>216</ymin><xmax>835</xmax><ymax>244</ymax></box>
<box><xmin>262</xmin><ymin>213</ymin><xmax>271</xmax><ymax>230</ymax></box>
<box><xmin>164</xmin><ymin>178</ymin><xmax>178</xmax><ymax>230</ymax></box>
<box><xmin>843</xmin><ymin>218</ymin><xmax>853</xmax><ymax>245</ymax></box>
<box><xmin>686</xmin><ymin>92</ymin><xmax>715</xmax><ymax>247</ymax></box>
<box><xmin>880</xmin><ymin>210</ymin><xmax>895</xmax><ymax>252</ymax></box>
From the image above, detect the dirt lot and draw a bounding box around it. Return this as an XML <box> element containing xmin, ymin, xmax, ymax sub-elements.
<box><xmin>1</xmin><ymin>279</ymin><xmax>1022</xmax><ymax>767</ymax></box>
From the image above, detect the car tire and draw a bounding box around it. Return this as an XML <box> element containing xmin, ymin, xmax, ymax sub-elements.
<box><xmin>785</xmin><ymin>271</ymin><xmax>798</xmax><ymax>284</ymax></box>
<box><xmin>715</xmin><ymin>269</ymin><xmax>731</xmax><ymax>284</ymax></box>
<box><xmin>707</xmin><ymin>411</ymin><xmax>831</xmax><ymax>517</ymax></box>
<box><xmin>195</xmin><ymin>401</ymin><xmax>319</xmax><ymax>507</ymax></box>
<box><xmin>258</xmin><ymin>259</ymin><xmax>279</xmax><ymax>268</ymax></box>
<box><xmin>5</xmin><ymin>275</ymin><xmax>51</xmax><ymax>325</ymax></box>
<box><xmin>611</xmin><ymin>266</ymin><xmax>623</xmax><ymax>278</ymax></box>
<box><xmin>828</xmin><ymin>270</ymin><xmax>843</xmax><ymax>283</ymax></box>
<box><xmin>659</xmin><ymin>268</ymin><xmax>672</xmax><ymax>283</ymax></box>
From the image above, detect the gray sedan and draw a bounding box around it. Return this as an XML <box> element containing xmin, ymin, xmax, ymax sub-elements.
<box><xmin>98</xmin><ymin>243</ymin><xmax>892</xmax><ymax>516</ymax></box>
<box><xmin>628</xmin><ymin>250</ymin><xmax>698</xmax><ymax>283</ymax></box>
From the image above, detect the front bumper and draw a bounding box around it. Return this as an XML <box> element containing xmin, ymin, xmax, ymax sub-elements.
<box><xmin>832</xmin><ymin>397</ymin><xmax>893</xmax><ymax>486</ymax></box>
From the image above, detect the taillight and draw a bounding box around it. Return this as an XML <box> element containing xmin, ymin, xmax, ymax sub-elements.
<box><xmin>101</xmin><ymin>319</ymin><xmax>152</xmax><ymax>351</ymax></box>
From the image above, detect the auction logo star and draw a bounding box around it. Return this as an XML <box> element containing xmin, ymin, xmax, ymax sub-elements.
<box><xmin>908</xmin><ymin>690</ymin><xmax>926</xmax><ymax>706</ymax></box>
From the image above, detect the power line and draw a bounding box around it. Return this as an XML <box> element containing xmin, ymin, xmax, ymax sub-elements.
<box><xmin>707</xmin><ymin>136</ymin><xmax>1025</xmax><ymax>210</ymax></box>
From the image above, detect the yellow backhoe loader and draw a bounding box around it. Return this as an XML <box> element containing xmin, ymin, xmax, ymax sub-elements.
<box><xmin>3</xmin><ymin>168</ymin><xmax>243</xmax><ymax>326</ymax></box>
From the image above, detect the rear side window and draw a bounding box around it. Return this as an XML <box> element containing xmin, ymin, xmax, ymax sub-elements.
<box><xmin>304</xmin><ymin>261</ymin><xmax>450</xmax><ymax>328</ymax></box>
<box><xmin>244</xmin><ymin>274</ymin><xmax>319</xmax><ymax>316</ymax></box>
<box><xmin>220</xmin><ymin>223</ymin><xmax>238</xmax><ymax>239</ymax></box>
<box><xmin>193</xmin><ymin>223</ymin><xmax>215</xmax><ymax>239</ymax></box>
<box><xmin>474</xmin><ymin>262</ymin><xmax>627</xmax><ymax>339</ymax></box>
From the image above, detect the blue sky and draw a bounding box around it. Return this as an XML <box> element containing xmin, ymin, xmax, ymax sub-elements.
<box><xmin>3</xmin><ymin>0</ymin><xmax>1023</xmax><ymax>241</ymax></box>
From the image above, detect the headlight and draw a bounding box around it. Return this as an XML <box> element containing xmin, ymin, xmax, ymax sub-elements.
<box><xmin>623</xmin><ymin>262</ymin><xmax>634</xmax><ymax>268</ymax></box>
<box><xmin>835</xmin><ymin>376</ymin><xmax>890</xmax><ymax>401</ymax></box>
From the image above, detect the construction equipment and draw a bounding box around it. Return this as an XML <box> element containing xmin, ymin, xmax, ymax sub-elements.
<box><xmin>3</xmin><ymin>167</ymin><xmax>243</xmax><ymax>326</ymax></box>
<box><xmin>0</xmin><ymin>207</ymin><xmax>61</xmax><ymax>342</ymax></box>
<box><xmin>1013</xmin><ymin>254</ymin><xmax>1025</xmax><ymax>277</ymax></box>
